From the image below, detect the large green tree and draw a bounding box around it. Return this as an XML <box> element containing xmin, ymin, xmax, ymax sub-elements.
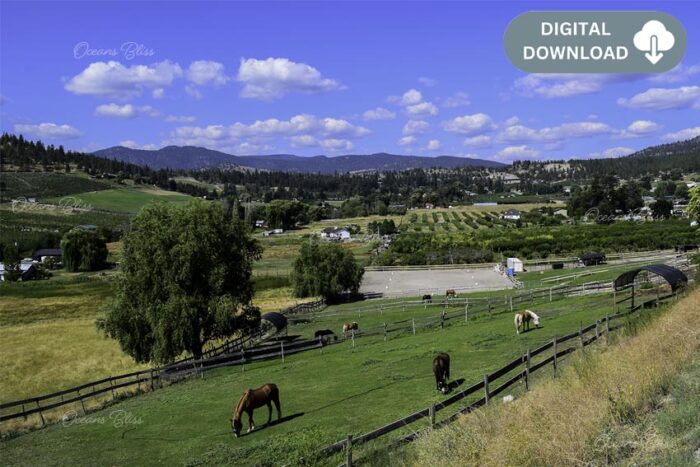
<box><xmin>60</xmin><ymin>228</ymin><xmax>108</xmax><ymax>272</ymax></box>
<box><xmin>98</xmin><ymin>201</ymin><xmax>262</xmax><ymax>363</ymax></box>
<box><xmin>292</xmin><ymin>240</ymin><xmax>364</xmax><ymax>301</ymax></box>
<box><xmin>689</xmin><ymin>186</ymin><xmax>700</xmax><ymax>221</ymax></box>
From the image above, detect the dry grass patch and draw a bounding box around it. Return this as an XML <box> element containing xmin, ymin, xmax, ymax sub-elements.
<box><xmin>398</xmin><ymin>289</ymin><xmax>700</xmax><ymax>467</ymax></box>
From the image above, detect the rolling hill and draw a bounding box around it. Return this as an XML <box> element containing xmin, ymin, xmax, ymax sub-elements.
<box><xmin>92</xmin><ymin>146</ymin><xmax>507</xmax><ymax>172</ymax></box>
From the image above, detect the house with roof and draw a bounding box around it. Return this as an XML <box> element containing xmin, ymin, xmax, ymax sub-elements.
<box><xmin>320</xmin><ymin>227</ymin><xmax>351</xmax><ymax>241</ymax></box>
<box><xmin>33</xmin><ymin>248</ymin><xmax>62</xmax><ymax>262</ymax></box>
<box><xmin>0</xmin><ymin>262</ymin><xmax>37</xmax><ymax>282</ymax></box>
<box><xmin>500</xmin><ymin>209</ymin><xmax>522</xmax><ymax>221</ymax></box>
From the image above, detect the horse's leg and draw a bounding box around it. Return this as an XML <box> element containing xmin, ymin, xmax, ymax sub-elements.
<box><xmin>248</xmin><ymin>410</ymin><xmax>255</xmax><ymax>432</ymax></box>
<box><xmin>266</xmin><ymin>401</ymin><xmax>272</xmax><ymax>425</ymax></box>
<box><xmin>274</xmin><ymin>395</ymin><xmax>282</xmax><ymax>420</ymax></box>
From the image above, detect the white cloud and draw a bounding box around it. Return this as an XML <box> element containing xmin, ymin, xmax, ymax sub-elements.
<box><xmin>401</xmin><ymin>89</ymin><xmax>423</xmax><ymax>106</ymax></box>
<box><xmin>320</xmin><ymin>138</ymin><xmax>353</xmax><ymax>151</ymax></box>
<box><xmin>495</xmin><ymin>145</ymin><xmax>540</xmax><ymax>160</ymax></box>
<box><xmin>65</xmin><ymin>60</ymin><xmax>183</xmax><ymax>99</ymax></box>
<box><xmin>442</xmin><ymin>113</ymin><xmax>494</xmax><ymax>135</ymax></box>
<box><xmin>403</xmin><ymin>120</ymin><xmax>429</xmax><ymax>136</ymax></box>
<box><xmin>617</xmin><ymin>86</ymin><xmax>700</xmax><ymax>110</ymax></box>
<box><xmin>418</xmin><ymin>77</ymin><xmax>437</xmax><ymax>87</ymax></box>
<box><xmin>185</xmin><ymin>85</ymin><xmax>203</xmax><ymax>99</ymax></box>
<box><xmin>362</xmin><ymin>107</ymin><xmax>396</xmax><ymax>121</ymax></box>
<box><xmin>514</xmin><ymin>74</ymin><xmax>640</xmax><ymax>98</ymax></box>
<box><xmin>94</xmin><ymin>103</ymin><xmax>160</xmax><ymax>118</ymax></box>
<box><xmin>152</xmin><ymin>88</ymin><xmax>165</xmax><ymax>99</ymax></box>
<box><xmin>649</xmin><ymin>63</ymin><xmax>700</xmax><ymax>84</ymax></box>
<box><xmin>119</xmin><ymin>140</ymin><xmax>158</xmax><ymax>150</ymax></box>
<box><xmin>442</xmin><ymin>91</ymin><xmax>470</xmax><ymax>108</ymax></box>
<box><xmin>186</xmin><ymin>60</ymin><xmax>229</xmax><ymax>86</ymax></box>
<box><xmin>236</xmin><ymin>57</ymin><xmax>343</xmax><ymax>100</ymax></box>
<box><xmin>661</xmin><ymin>126</ymin><xmax>700</xmax><ymax>142</ymax></box>
<box><xmin>166</xmin><ymin>113</ymin><xmax>369</xmax><ymax>150</ymax></box>
<box><xmin>497</xmin><ymin>121</ymin><xmax>613</xmax><ymax>144</ymax></box>
<box><xmin>425</xmin><ymin>139</ymin><xmax>441</xmax><ymax>151</ymax></box>
<box><xmin>616</xmin><ymin>120</ymin><xmax>662</xmax><ymax>138</ymax></box>
<box><xmin>406</xmin><ymin>101</ymin><xmax>438</xmax><ymax>117</ymax></box>
<box><xmin>289</xmin><ymin>135</ymin><xmax>353</xmax><ymax>151</ymax></box>
<box><xmin>602</xmin><ymin>146</ymin><xmax>635</xmax><ymax>157</ymax></box>
<box><xmin>463</xmin><ymin>135</ymin><xmax>492</xmax><ymax>148</ymax></box>
<box><xmin>165</xmin><ymin>115</ymin><xmax>196</xmax><ymax>123</ymax></box>
<box><xmin>14</xmin><ymin>122</ymin><xmax>82</xmax><ymax>139</ymax></box>
<box><xmin>398</xmin><ymin>136</ymin><xmax>417</xmax><ymax>146</ymax></box>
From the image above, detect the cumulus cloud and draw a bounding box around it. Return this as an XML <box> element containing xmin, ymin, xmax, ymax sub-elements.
<box><xmin>236</xmin><ymin>57</ymin><xmax>343</xmax><ymax>100</ymax></box>
<box><xmin>616</xmin><ymin>120</ymin><xmax>662</xmax><ymax>138</ymax></box>
<box><xmin>406</xmin><ymin>101</ymin><xmax>438</xmax><ymax>117</ymax></box>
<box><xmin>165</xmin><ymin>113</ymin><xmax>369</xmax><ymax>150</ymax></box>
<box><xmin>165</xmin><ymin>115</ymin><xmax>196</xmax><ymax>123</ymax></box>
<box><xmin>442</xmin><ymin>91</ymin><xmax>470</xmax><ymax>108</ymax></box>
<box><xmin>661</xmin><ymin>126</ymin><xmax>700</xmax><ymax>142</ymax></box>
<box><xmin>390</xmin><ymin>88</ymin><xmax>439</xmax><ymax>117</ymax></box>
<box><xmin>649</xmin><ymin>63</ymin><xmax>700</xmax><ymax>84</ymax></box>
<box><xmin>362</xmin><ymin>107</ymin><xmax>396</xmax><ymax>121</ymax></box>
<box><xmin>320</xmin><ymin>138</ymin><xmax>353</xmax><ymax>151</ymax></box>
<box><xmin>496</xmin><ymin>121</ymin><xmax>613</xmax><ymax>144</ymax></box>
<box><xmin>185</xmin><ymin>85</ymin><xmax>203</xmax><ymax>99</ymax></box>
<box><xmin>602</xmin><ymin>146</ymin><xmax>635</xmax><ymax>157</ymax></box>
<box><xmin>463</xmin><ymin>135</ymin><xmax>492</xmax><ymax>148</ymax></box>
<box><xmin>186</xmin><ymin>60</ymin><xmax>229</xmax><ymax>86</ymax></box>
<box><xmin>398</xmin><ymin>136</ymin><xmax>417</xmax><ymax>146</ymax></box>
<box><xmin>426</xmin><ymin>139</ymin><xmax>441</xmax><ymax>151</ymax></box>
<box><xmin>401</xmin><ymin>89</ymin><xmax>423</xmax><ymax>106</ymax></box>
<box><xmin>94</xmin><ymin>103</ymin><xmax>160</xmax><ymax>118</ymax></box>
<box><xmin>617</xmin><ymin>86</ymin><xmax>700</xmax><ymax>110</ymax></box>
<box><xmin>495</xmin><ymin>145</ymin><xmax>540</xmax><ymax>160</ymax></box>
<box><xmin>152</xmin><ymin>88</ymin><xmax>165</xmax><ymax>99</ymax></box>
<box><xmin>119</xmin><ymin>140</ymin><xmax>159</xmax><ymax>150</ymax></box>
<box><xmin>403</xmin><ymin>120</ymin><xmax>429</xmax><ymax>136</ymax></box>
<box><xmin>514</xmin><ymin>74</ymin><xmax>641</xmax><ymax>98</ymax></box>
<box><xmin>442</xmin><ymin>113</ymin><xmax>494</xmax><ymax>135</ymax></box>
<box><xmin>14</xmin><ymin>122</ymin><xmax>82</xmax><ymax>139</ymax></box>
<box><xmin>65</xmin><ymin>60</ymin><xmax>183</xmax><ymax>99</ymax></box>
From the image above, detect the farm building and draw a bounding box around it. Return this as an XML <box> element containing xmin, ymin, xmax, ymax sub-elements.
<box><xmin>506</xmin><ymin>257</ymin><xmax>524</xmax><ymax>274</ymax></box>
<box><xmin>501</xmin><ymin>209</ymin><xmax>522</xmax><ymax>221</ymax></box>
<box><xmin>554</xmin><ymin>208</ymin><xmax>568</xmax><ymax>217</ymax></box>
<box><xmin>33</xmin><ymin>248</ymin><xmax>62</xmax><ymax>262</ymax></box>
<box><xmin>579</xmin><ymin>252</ymin><xmax>607</xmax><ymax>267</ymax></box>
<box><xmin>254</xmin><ymin>220</ymin><xmax>266</xmax><ymax>228</ymax></box>
<box><xmin>320</xmin><ymin>227</ymin><xmax>351</xmax><ymax>241</ymax></box>
<box><xmin>262</xmin><ymin>228</ymin><xmax>284</xmax><ymax>237</ymax></box>
<box><xmin>0</xmin><ymin>262</ymin><xmax>37</xmax><ymax>282</ymax></box>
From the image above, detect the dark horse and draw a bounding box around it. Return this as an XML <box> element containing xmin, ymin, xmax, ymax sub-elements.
<box><xmin>314</xmin><ymin>329</ymin><xmax>338</xmax><ymax>343</ymax></box>
<box><xmin>432</xmin><ymin>352</ymin><xmax>450</xmax><ymax>394</ymax></box>
<box><xmin>231</xmin><ymin>383</ymin><xmax>281</xmax><ymax>437</ymax></box>
<box><xmin>422</xmin><ymin>294</ymin><xmax>432</xmax><ymax>303</ymax></box>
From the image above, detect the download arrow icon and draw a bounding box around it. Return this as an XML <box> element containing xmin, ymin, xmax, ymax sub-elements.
<box><xmin>645</xmin><ymin>35</ymin><xmax>663</xmax><ymax>64</ymax></box>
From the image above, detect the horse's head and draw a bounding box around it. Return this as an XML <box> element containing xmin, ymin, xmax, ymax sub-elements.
<box><xmin>231</xmin><ymin>417</ymin><xmax>242</xmax><ymax>437</ymax></box>
<box><xmin>438</xmin><ymin>380</ymin><xmax>448</xmax><ymax>394</ymax></box>
<box><xmin>532</xmin><ymin>313</ymin><xmax>541</xmax><ymax>327</ymax></box>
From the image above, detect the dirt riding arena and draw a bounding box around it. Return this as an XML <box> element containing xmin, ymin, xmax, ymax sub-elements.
<box><xmin>360</xmin><ymin>267</ymin><xmax>514</xmax><ymax>297</ymax></box>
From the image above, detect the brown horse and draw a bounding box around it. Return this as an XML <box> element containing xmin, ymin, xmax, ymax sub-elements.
<box><xmin>230</xmin><ymin>383</ymin><xmax>281</xmax><ymax>437</ymax></box>
<box><xmin>432</xmin><ymin>352</ymin><xmax>451</xmax><ymax>394</ymax></box>
<box><xmin>446</xmin><ymin>289</ymin><xmax>457</xmax><ymax>298</ymax></box>
<box><xmin>342</xmin><ymin>322</ymin><xmax>358</xmax><ymax>333</ymax></box>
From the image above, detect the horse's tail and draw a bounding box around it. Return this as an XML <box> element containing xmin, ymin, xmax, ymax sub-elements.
<box><xmin>514</xmin><ymin>313</ymin><xmax>521</xmax><ymax>333</ymax></box>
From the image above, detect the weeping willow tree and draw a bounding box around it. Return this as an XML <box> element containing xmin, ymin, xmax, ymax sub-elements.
<box><xmin>292</xmin><ymin>239</ymin><xmax>364</xmax><ymax>301</ymax></box>
<box><xmin>60</xmin><ymin>228</ymin><xmax>108</xmax><ymax>272</ymax></box>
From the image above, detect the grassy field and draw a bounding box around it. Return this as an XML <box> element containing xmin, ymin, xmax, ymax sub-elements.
<box><xmin>0</xmin><ymin>290</ymin><xmax>621</xmax><ymax>466</ymax></box>
<box><xmin>1</xmin><ymin>172</ymin><xmax>112</xmax><ymax>200</ymax></box>
<box><xmin>45</xmin><ymin>186</ymin><xmax>193</xmax><ymax>213</ymax></box>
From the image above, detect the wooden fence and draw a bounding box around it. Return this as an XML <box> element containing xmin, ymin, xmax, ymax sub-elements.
<box><xmin>319</xmin><ymin>297</ymin><xmax>667</xmax><ymax>466</ymax></box>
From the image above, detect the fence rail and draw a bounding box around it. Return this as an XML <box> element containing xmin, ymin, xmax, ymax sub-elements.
<box><xmin>319</xmin><ymin>296</ymin><xmax>667</xmax><ymax>466</ymax></box>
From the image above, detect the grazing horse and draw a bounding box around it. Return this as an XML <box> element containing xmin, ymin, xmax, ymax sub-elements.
<box><xmin>231</xmin><ymin>383</ymin><xmax>281</xmax><ymax>437</ymax></box>
<box><xmin>314</xmin><ymin>329</ymin><xmax>337</xmax><ymax>343</ymax></box>
<box><xmin>514</xmin><ymin>310</ymin><xmax>541</xmax><ymax>335</ymax></box>
<box><xmin>422</xmin><ymin>294</ymin><xmax>432</xmax><ymax>303</ymax></box>
<box><xmin>446</xmin><ymin>289</ymin><xmax>457</xmax><ymax>298</ymax></box>
<box><xmin>432</xmin><ymin>352</ymin><xmax>451</xmax><ymax>394</ymax></box>
<box><xmin>342</xmin><ymin>322</ymin><xmax>358</xmax><ymax>334</ymax></box>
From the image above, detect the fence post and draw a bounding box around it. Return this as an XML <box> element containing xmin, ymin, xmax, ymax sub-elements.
<box><xmin>488</xmin><ymin>298</ymin><xmax>492</xmax><ymax>315</ymax></box>
<box><xmin>441</xmin><ymin>310</ymin><xmax>445</xmax><ymax>329</ymax></box>
<box><xmin>483</xmin><ymin>374</ymin><xmax>490</xmax><ymax>404</ymax></box>
<box><xmin>36</xmin><ymin>401</ymin><xmax>45</xmax><ymax>427</ymax></box>
<box><xmin>605</xmin><ymin>313</ymin><xmax>610</xmax><ymax>343</ymax></box>
<box><xmin>345</xmin><ymin>434</ymin><xmax>353</xmax><ymax>467</ymax></box>
<box><xmin>595</xmin><ymin>321</ymin><xmax>600</xmax><ymax>340</ymax></box>
<box><xmin>412</xmin><ymin>318</ymin><xmax>416</xmax><ymax>335</ymax></box>
<box><xmin>110</xmin><ymin>378</ymin><xmax>116</xmax><ymax>400</ymax></box>
<box><xmin>281</xmin><ymin>341</ymin><xmax>285</xmax><ymax>363</ymax></box>
<box><xmin>552</xmin><ymin>339</ymin><xmax>557</xmax><ymax>377</ymax></box>
<box><xmin>383</xmin><ymin>323</ymin><xmax>387</xmax><ymax>341</ymax></box>
<box><xmin>525</xmin><ymin>348</ymin><xmax>531</xmax><ymax>391</ymax></box>
<box><xmin>578</xmin><ymin>324</ymin><xmax>584</xmax><ymax>348</ymax></box>
<box><xmin>549</xmin><ymin>287</ymin><xmax>553</xmax><ymax>302</ymax></box>
<box><xmin>429</xmin><ymin>404</ymin><xmax>436</xmax><ymax>429</ymax></box>
<box><xmin>351</xmin><ymin>330</ymin><xmax>355</xmax><ymax>349</ymax></box>
<box><xmin>77</xmin><ymin>388</ymin><xmax>86</xmax><ymax>415</ymax></box>
<box><xmin>465</xmin><ymin>304</ymin><xmax>469</xmax><ymax>324</ymax></box>
<box><xmin>509</xmin><ymin>296</ymin><xmax>513</xmax><ymax>312</ymax></box>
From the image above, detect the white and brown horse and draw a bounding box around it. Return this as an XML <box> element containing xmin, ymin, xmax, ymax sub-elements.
<box><xmin>514</xmin><ymin>310</ymin><xmax>541</xmax><ymax>335</ymax></box>
<box><xmin>231</xmin><ymin>383</ymin><xmax>281</xmax><ymax>437</ymax></box>
<box><xmin>342</xmin><ymin>322</ymin><xmax>358</xmax><ymax>334</ymax></box>
<box><xmin>446</xmin><ymin>289</ymin><xmax>457</xmax><ymax>298</ymax></box>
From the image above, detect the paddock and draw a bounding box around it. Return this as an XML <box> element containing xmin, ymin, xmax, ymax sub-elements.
<box><xmin>359</xmin><ymin>268</ymin><xmax>514</xmax><ymax>297</ymax></box>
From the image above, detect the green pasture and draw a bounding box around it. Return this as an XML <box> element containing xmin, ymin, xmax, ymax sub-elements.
<box><xmin>1</xmin><ymin>172</ymin><xmax>113</xmax><ymax>200</ymax></box>
<box><xmin>45</xmin><ymin>187</ymin><xmax>193</xmax><ymax>213</ymax></box>
<box><xmin>1</xmin><ymin>291</ymin><xmax>624</xmax><ymax>466</ymax></box>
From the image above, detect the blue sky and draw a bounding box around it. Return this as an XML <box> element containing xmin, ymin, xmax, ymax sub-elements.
<box><xmin>1</xmin><ymin>1</ymin><xmax>699</xmax><ymax>162</ymax></box>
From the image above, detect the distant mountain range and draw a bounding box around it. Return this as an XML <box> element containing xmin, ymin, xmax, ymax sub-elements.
<box><xmin>92</xmin><ymin>146</ymin><xmax>507</xmax><ymax>173</ymax></box>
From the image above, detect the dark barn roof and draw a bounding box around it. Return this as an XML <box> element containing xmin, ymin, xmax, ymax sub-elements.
<box><xmin>579</xmin><ymin>252</ymin><xmax>606</xmax><ymax>260</ymax></box>
<box><xmin>261</xmin><ymin>312</ymin><xmax>288</xmax><ymax>332</ymax></box>
<box><xmin>33</xmin><ymin>248</ymin><xmax>62</xmax><ymax>259</ymax></box>
<box><xmin>614</xmin><ymin>264</ymin><xmax>688</xmax><ymax>292</ymax></box>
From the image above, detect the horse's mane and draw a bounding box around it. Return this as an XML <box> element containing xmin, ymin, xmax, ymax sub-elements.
<box><xmin>233</xmin><ymin>390</ymin><xmax>250</xmax><ymax>420</ymax></box>
<box><xmin>527</xmin><ymin>310</ymin><xmax>540</xmax><ymax>320</ymax></box>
